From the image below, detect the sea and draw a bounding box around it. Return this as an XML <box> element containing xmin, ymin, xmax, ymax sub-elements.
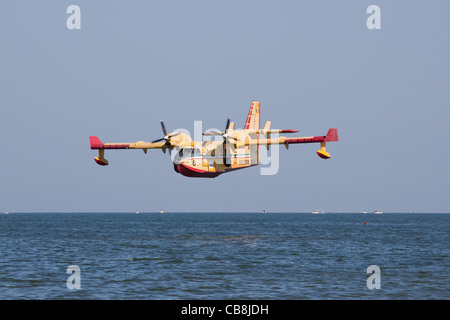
<box><xmin>0</xmin><ymin>212</ymin><xmax>449</xmax><ymax>300</ymax></box>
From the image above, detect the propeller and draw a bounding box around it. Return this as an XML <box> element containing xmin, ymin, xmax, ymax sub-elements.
<box><xmin>222</xmin><ymin>118</ymin><xmax>232</xmax><ymax>167</ymax></box>
<box><xmin>151</xmin><ymin>121</ymin><xmax>181</xmax><ymax>154</ymax></box>
<box><xmin>202</xmin><ymin>119</ymin><xmax>234</xmax><ymax>138</ymax></box>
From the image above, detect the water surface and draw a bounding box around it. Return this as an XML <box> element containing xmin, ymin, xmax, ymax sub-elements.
<box><xmin>0</xmin><ymin>212</ymin><xmax>448</xmax><ymax>299</ymax></box>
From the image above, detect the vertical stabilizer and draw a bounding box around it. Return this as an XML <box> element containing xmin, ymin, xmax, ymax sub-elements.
<box><xmin>244</xmin><ymin>101</ymin><xmax>260</xmax><ymax>165</ymax></box>
<box><xmin>244</xmin><ymin>100</ymin><xmax>260</xmax><ymax>130</ymax></box>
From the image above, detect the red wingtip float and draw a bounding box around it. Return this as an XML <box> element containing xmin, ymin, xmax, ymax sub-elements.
<box><xmin>89</xmin><ymin>100</ymin><xmax>339</xmax><ymax>177</ymax></box>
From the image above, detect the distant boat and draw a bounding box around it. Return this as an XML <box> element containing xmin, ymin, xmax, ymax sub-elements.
<box><xmin>262</xmin><ymin>210</ymin><xmax>267</xmax><ymax>214</ymax></box>
<box><xmin>373</xmin><ymin>210</ymin><xmax>383</xmax><ymax>214</ymax></box>
<box><xmin>135</xmin><ymin>210</ymin><xmax>139</xmax><ymax>214</ymax></box>
<box><xmin>158</xmin><ymin>210</ymin><xmax>164</xmax><ymax>214</ymax></box>
<box><xmin>361</xmin><ymin>211</ymin><xmax>368</xmax><ymax>214</ymax></box>
<box><xmin>3</xmin><ymin>211</ymin><xmax>8</xmax><ymax>215</ymax></box>
<box><xmin>312</xmin><ymin>210</ymin><xmax>324</xmax><ymax>214</ymax></box>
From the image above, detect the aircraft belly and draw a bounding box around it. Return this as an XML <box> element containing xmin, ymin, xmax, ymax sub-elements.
<box><xmin>175</xmin><ymin>163</ymin><xmax>222</xmax><ymax>178</ymax></box>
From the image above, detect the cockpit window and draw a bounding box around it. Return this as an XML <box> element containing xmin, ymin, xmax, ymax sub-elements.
<box><xmin>178</xmin><ymin>148</ymin><xmax>195</xmax><ymax>159</ymax></box>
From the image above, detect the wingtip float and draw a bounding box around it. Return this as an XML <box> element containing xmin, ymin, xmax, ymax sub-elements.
<box><xmin>89</xmin><ymin>100</ymin><xmax>338</xmax><ymax>177</ymax></box>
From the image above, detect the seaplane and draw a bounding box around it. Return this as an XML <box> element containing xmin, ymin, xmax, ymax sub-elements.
<box><xmin>89</xmin><ymin>101</ymin><xmax>338</xmax><ymax>178</ymax></box>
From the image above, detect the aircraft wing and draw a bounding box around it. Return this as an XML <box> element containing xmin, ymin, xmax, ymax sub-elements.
<box><xmin>89</xmin><ymin>136</ymin><xmax>166</xmax><ymax>150</ymax></box>
<box><xmin>239</xmin><ymin>128</ymin><xmax>338</xmax><ymax>159</ymax></box>
<box><xmin>89</xmin><ymin>136</ymin><xmax>169</xmax><ymax>166</ymax></box>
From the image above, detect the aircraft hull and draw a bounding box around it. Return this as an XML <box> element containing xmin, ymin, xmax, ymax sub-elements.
<box><xmin>174</xmin><ymin>164</ymin><xmax>223</xmax><ymax>178</ymax></box>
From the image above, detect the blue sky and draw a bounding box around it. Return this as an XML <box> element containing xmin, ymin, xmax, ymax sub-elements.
<box><xmin>1</xmin><ymin>1</ymin><xmax>449</xmax><ymax>213</ymax></box>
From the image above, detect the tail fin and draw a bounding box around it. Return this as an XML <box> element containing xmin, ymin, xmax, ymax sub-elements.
<box><xmin>244</xmin><ymin>100</ymin><xmax>260</xmax><ymax>130</ymax></box>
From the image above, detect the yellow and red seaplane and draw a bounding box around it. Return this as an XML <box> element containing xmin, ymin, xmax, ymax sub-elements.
<box><xmin>89</xmin><ymin>101</ymin><xmax>338</xmax><ymax>178</ymax></box>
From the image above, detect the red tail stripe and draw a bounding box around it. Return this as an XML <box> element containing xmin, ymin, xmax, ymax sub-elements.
<box><xmin>244</xmin><ymin>104</ymin><xmax>254</xmax><ymax>129</ymax></box>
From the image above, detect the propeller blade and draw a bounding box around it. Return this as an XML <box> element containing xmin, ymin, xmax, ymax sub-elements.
<box><xmin>223</xmin><ymin>141</ymin><xmax>232</xmax><ymax>167</ymax></box>
<box><xmin>168</xmin><ymin>132</ymin><xmax>181</xmax><ymax>139</ymax></box>
<box><xmin>223</xmin><ymin>119</ymin><xmax>232</xmax><ymax>167</ymax></box>
<box><xmin>202</xmin><ymin>130</ymin><xmax>224</xmax><ymax>136</ymax></box>
<box><xmin>160</xmin><ymin>121</ymin><xmax>168</xmax><ymax>136</ymax></box>
<box><xmin>152</xmin><ymin>121</ymin><xmax>177</xmax><ymax>158</ymax></box>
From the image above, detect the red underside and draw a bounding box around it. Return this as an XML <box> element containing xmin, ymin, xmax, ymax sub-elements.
<box><xmin>174</xmin><ymin>164</ymin><xmax>223</xmax><ymax>178</ymax></box>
